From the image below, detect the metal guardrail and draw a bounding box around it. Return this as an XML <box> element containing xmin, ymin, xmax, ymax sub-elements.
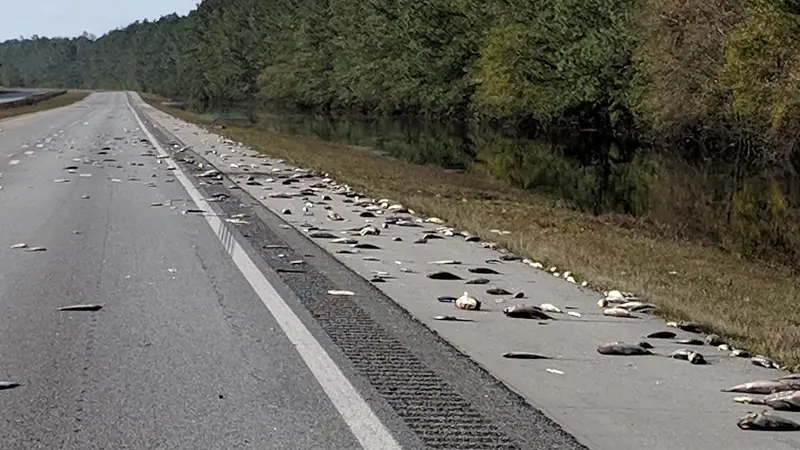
<box><xmin>0</xmin><ymin>89</ymin><xmax>68</xmax><ymax>109</ymax></box>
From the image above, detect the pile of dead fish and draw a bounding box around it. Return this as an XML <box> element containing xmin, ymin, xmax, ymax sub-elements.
<box><xmin>724</xmin><ymin>374</ymin><xmax>800</xmax><ymax>431</ymax></box>
<box><xmin>180</xmin><ymin>124</ymin><xmax>800</xmax><ymax>434</ymax></box>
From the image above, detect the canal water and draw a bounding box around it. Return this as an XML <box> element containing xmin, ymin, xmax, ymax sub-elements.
<box><xmin>197</xmin><ymin>106</ymin><xmax>654</xmax><ymax>217</ymax></box>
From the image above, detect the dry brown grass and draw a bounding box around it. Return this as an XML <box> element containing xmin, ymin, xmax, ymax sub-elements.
<box><xmin>145</xmin><ymin>95</ymin><xmax>800</xmax><ymax>369</ymax></box>
<box><xmin>0</xmin><ymin>90</ymin><xmax>90</xmax><ymax>121</ymax></box>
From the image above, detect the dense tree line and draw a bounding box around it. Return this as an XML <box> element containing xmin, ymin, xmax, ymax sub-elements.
<box><xmin>2</xmin><ymin>0</ymin><xmax>798</xmax><ymax>155</ymax></box>
<box><xmin>2</xmin><ymin>0</ymin><xmax>800</xmax><ymax>264</ymax></box>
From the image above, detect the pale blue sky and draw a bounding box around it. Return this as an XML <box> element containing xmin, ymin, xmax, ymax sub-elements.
<box><xmin>0</xmin><ymin>0</ymin><xmax>201</xmax><ymax>41</ymax></box>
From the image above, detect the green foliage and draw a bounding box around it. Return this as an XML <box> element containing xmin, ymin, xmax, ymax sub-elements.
<box><xmin>3</xmin><ymin>0</ymin><xmax>800</xmax><ymax>266</ymax></box>
<box><xmin>629</xmin><ymin>0</ymin><xmax>743</xmax><ymax>134</ymax></box>
<box><xmin>472</xmin><ymin>0</ymin><xmax>635</xmax><ymax>126</ymax></box>
<box><xmin>721</xmin><ymin>2</ymin><xmax>800</xmax><ymax>140</ymax></box>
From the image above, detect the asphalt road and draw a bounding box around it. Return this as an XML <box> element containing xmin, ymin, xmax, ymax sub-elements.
<box><xmin>3</xmin><ymin>91</ymin><xmax>798</xmax><ymax>450</ymax></box>
<box><xmin>0</xmin><ymin>92</ymin><xmax>590</xmax><ymax>450</ymax></box>
<box><xmin>0</xmin><ymin>93</ymin><xmax>381</xmax><ymax>449</ymax></box>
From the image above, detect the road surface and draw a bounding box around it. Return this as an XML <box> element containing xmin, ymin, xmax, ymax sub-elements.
<box><xmin>0</xmin><ymin>93</ymin><xmax>585</xmax><ymax>449</ymax></box>
<box><xmin>0</xmin><ymin>91</ymin><xmax>797</xmax><ymax>450</ymax></box>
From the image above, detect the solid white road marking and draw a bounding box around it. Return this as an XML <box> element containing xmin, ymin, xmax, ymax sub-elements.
<box><xmin>126</xmin><ymin>93</ymin><xmax>403</xmax><ymax>450</ymax></box>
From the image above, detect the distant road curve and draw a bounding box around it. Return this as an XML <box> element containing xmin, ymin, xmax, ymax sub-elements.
<box><xmin>0</xmin><ymin>88</ymin><xmax>49</xmax><ymax>105</ymax></box>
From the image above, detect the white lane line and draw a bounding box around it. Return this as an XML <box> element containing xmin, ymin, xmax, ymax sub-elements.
<box><xmin>125</xmin><ymin>93</ymin><xmax>403</xmax><ymax>450</ymax></box>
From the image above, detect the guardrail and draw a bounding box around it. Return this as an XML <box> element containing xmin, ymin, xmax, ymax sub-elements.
<box><xmin>0</xmin><ymin>89</ymin><xmax>68</xmax><ymax>109</ymax></box>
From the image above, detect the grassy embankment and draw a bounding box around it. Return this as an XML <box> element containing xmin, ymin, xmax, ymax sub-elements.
<box><xmin>144</xmin><ymin>94</ymin><xmax>800</xmax><ymax>370</ymax></box>
<box><xmin>0</xmin><ymin>90</ymin><xmax>90</xmax><ymax>121</ymax></box>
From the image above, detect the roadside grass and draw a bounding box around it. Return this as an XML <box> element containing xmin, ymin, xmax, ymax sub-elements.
<box><xmin>143</xmin><ymin>94</ymin><xmax>800</xmax><ymax>370</ymax></box>
<box><xmin>0</xmin><ymin>90</ymin><xmax>90</xmax><ymax>121</ymax></box>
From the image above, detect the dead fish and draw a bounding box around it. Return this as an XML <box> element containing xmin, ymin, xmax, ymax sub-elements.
<box><xmin>722</xmin><ymin>380</ymin><xmax>797</xmax><ymax>395</ymax></box>
<box><xmin>752</xmin><ymin>355</ymin><xmax>780</xmax><ymax>369</ymax></box>
<box><xmin>676</xmin><ymin>338</ymin><xmax>705</xmax><ymax>346</ymax></box>
<box><xmin>433</xmin><ymin>315</ymin><xmax>473</xmax><ymax>322</ymax></box>
<box><xmin>670</xmin><ymin>349</ymin><xmax>693</xmax><ymax>360</ymax></box>
<box><xmin>198</xmin><ymin>169</ymin><xmax>220</xmax><ymax>178</ymax></box>
<box><xmin>486</xmin><ymin>288</ymin><xmax>512</xmax><ymax>295</ymax></box>
<box><xmin>336</xmin><ymin>249</ymin><xmax>361</xmax><ymax>255</ymax></box>
<box><xmin>359</xmin><ymin>226</ymin><xmax>379</xmax><ymax>236</ymax></box>
<box><xmin>669</xmin><ymin>321</ymin><xmax>703</xmax><ymax>333</ymax></box>
<box><xmin>455</xmin><ymin>292</ymin><xmax>481</xmax><ymax>311</ymax></box>
<box><xmin>26</xmin><ymin>247</ymin><xmax>47</xmax><ymax>252</ymax></box>
<box><xmin>150</xmin><ymin>202</ymin><xmax>163</xmax><ymax>207</ymax></box>
<box><xmin>331</xmin><ymin>238</ymin><xmax>358</xmax><ymax>245</ymax></box>
<box><xmin>469</xmin><ymin>267</ymin><xmax>500</xmax><ymax>275</ymax></box>
<box><xmin>502</xmin><ymin>351</ymin><xmax>550</xmax><ymax>360</ymax></box>
<box><xmin>732</xmin><ymin>349</ymin><xmax>751</xmax><ymax>358</ymax></box>
<box><xmin>327</xmin><ymin>290</ymin><xmax>354</xmax><ymax>296</ymax></box>
<box><xmin>597</xmin><ymin>342</ymin><xmax>652</xmax><ymax>356</ymax></box>
<box><xmin>737</xmin><ymin>411</ymin><xmax>800</xmax><ymax>431</ymax></box>
<box><xmin>760</xmin><ymin>391</ymin><xmax>800</xmax><ymax>412</ymax></box>
<box><xmin>503</xmin><ymin>304</ymin><xmax>553</xmax><ymax>320</ymax></box>
<box><xmin>669</xmin><ymin>349</ymin><xmax>706</xmax><ymax>364</ymax></box>
<box><xmin>427</xmin><ymin>271</ymin><xmax>463</xmax><ymax>281</ymax></box>
<box><xmin>705</xmin><ymin>334</ymin><xmax>724</xmax><ymax>346</ymax></box>
<box><xmin>619</xmin><ymin>301</ymin><xmax>656</xmax><ymax>312</ymax></box>
<box><xmin>276</xmin><ymin>268</ymin><xmax>306</xmax><ymax>273</ymax></box>
<box><xmin>58</xmin><ymin>304</ymin><xmax>103</xmax><ymax>312</ymax></box>
<box><xmin>429</xmin><ymin>260</ymin><xmax>461</xmax><ymax>265</ymax></box>
<box><xmin>0</xmin><ymin>381</ymin><xmax>21</xmax><ymax>390</ymax></box>
<box><xmin>540</xmin><ymin>303</ymin><xmax>562</xmax><ymax>314</ymax></box>
<box><xmin>688</xmin><ymin>352</ymin><xmax>707</xmax><ymax>364</ymax></box>
<box><xmin>352</xmin><ymin>243</ymin><xmax>381</xmax><ymax>250</ymax></box>
<box><xmin>647</xmin><ymin>331</ymin><xmax>677</xmax><ymax>339</ymax></box>
<box><xmin>603</xmin><ymin>307</ymin><xmax>636</xmax><ymax>318</ymax></box>
<box><xmin>437</xmin><ymin>296</ymin><xmax>457</xmax><ymax>303</ymax></box>
<box><xmin>735</xmin><ymin>391</ymin><xmax>800</xmax><ymax>412</ymax></box>
<box><xmin>309</xmin><ymin>231</ymin><xmax>337</xmax><ymax>239</ymax></box>
<box><xmin>11</xmin><ymin>243</ymin><xmax>27</xmax><ymax>249</ymax></box>
<box><xmin>465</xmin><ymin>278</ymin><xmax>490</xmax><ymax>285</ymax></box>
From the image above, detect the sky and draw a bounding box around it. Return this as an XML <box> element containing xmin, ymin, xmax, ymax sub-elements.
<box><xmin>0</xmin><ymin>0</ymin><xmax>201</xmax><ymax>41</ymax></box>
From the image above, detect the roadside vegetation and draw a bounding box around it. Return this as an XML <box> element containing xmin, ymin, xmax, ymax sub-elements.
<box><xmin>0</xmin><ymin>90</ymin><xmax>89</xmax><ymax>121</ymax></box>
<box><xmin>2</xmin><ymin>0</ymin><xmax>800</xmax><ymax>364</ymax></box>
